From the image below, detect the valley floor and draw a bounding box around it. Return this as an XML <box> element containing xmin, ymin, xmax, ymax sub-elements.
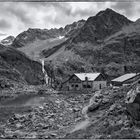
<box><xmin>0</xmin><ymin>88</ymin><xmax>93</xmax><ymax>139</ymax></box>
<box><xmin>0</xmin><ymin>85</ymin><xmax>140</xmax><ymax>139</ymax></box>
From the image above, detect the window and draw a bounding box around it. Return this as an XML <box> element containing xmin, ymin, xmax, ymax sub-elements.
<box><xmin>99</xmin><ymin>84</ymin><xmax>102</xmax><ymax>89</ymax></box>
<box><xmin>87</xmin><ymin>85</ymin><xmax>91</xmax><ymax>88</ymax></box>
<box><xmin>72</xmin><ymin>84</ymin><xmax>74</xmax><ymax>87</ymax></box>
<box><xmin>83</xmin><ymin>85</ymin><xmax>91</xmax><ymax>88</ymax></box>
<box><xmin>75</xmin><ymin>85</ymin><xmax>78</xmax><ymax>87</ymax></box>
<box><xmin>83</xmin><ymin>85</ymin><xmax>86</xmax><ymax>88</ymax></box>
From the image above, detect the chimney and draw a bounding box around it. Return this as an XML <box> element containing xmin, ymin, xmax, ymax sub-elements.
<box><xmin>85</xmin><ymin>76</ymin><xmax>88</xmax><ymax>81</ymax></box>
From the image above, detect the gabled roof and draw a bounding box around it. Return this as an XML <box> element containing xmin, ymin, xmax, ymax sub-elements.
<box><xmin>74</xmin><ymin>73</ymin><xmax>101</xmax><ymax>81</ymax></box>
<box><xmin>112</xmin><ymin>73</ymin><xmax>139</xmax><ymax>82</ymax></box>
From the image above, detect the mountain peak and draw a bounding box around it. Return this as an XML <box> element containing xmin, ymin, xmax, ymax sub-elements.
<box><xmin>72</xmin><ymin>8</ymin><xmax>133</xmax><ymax>43</ymax></box>
<box><xmin>96</xmin><ymin>8</ymin><xmax>121</xmax><ymax>17</ymax></box>
<box><xmin>1</xmin><ymin>35</ymin><xmax>15</xmax><ymax>46</ymax></box>
<box><xmin>105</xmin><ymin>8</ymin><xmax>114</xmax><ymax>12</ymax></box>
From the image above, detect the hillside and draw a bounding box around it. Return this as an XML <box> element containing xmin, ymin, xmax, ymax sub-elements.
<box><xmin>2</xmin><ymin>8</ymin><xmax>140</xmax><ymax>84</ymax></box>
<box><xmin>71</xmin><ymin>8</ymin><xmax>132</xmax><ymax>43</ymax></box>
<box><xmin>0</xmin><ymin>45</ymin><xmax>45</xmax><ymax>89</ymax></box>
<box><xmin>41</xmin><ymin>8</ymin><xmax>139</xmax><ymax>81</ymax></box>
<box><xmin>18</xmin><ymin>37</ymin><xmax>67</xmax><ymax>60</ymax></box>
<box><xmin>12</xmin><ymin>19</ymin><xmax>85</xmax><ymax>48</ymax></box>
<box><xmin>0</xmin><ymin>36</ymin><xmax>15</xmax><ymax>46</ymax></box>
<box><xmin>11</xmin><ymin>20</ymin><xmax>85</xmax><ymax>61</ymax></box>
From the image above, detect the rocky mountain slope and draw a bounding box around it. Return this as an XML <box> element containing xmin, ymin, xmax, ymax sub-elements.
<box><xmin>3</xmin><ymin>8</ymin><xmax>139</xmax><ymax>84</ymax></box>
<box><xmin>1</xmin><ymin>36</ymin><xmax>15</xmax><ymax>46</ymax></box>
<box><xmin>0</xmin><ymin>44</ymin><xmax>45</xmax><ymax>91</ymax></box>
<box><xmin>71</xmin><ymin>8</ymin><xmax>132</xmax><ymax>44</ymax></box>
<box><xmin>12</xmin><ymin>19</ymin><xmax>85</xmax><ymax>48</ymax></box>
<box><xmin>11</xmin><ymin>20</ymin><xmax>85</xmax><ymax>60</ymax></box>
<box><xmin>41</xmin><ymin>8</ymin><xmax>140</xmax><ymax>81</ymax></box>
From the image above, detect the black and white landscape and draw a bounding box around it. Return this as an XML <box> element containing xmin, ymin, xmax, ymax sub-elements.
<box><xmin>0</xmin><ymin>1</ymin><xmax>140</xmax><ymax>139</ymax></box>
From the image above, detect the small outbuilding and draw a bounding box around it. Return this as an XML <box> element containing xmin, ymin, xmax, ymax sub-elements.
<box><xmin>111</xmin><ymin>73</ymin><xmax>140</xmax><ymax>87</ymax></box>
<box><xmin>62</xmin><ymin>73</ymin><xmax>107</xmax><ymax>91</ymax></box>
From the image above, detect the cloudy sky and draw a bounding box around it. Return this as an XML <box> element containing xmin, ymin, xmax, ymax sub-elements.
<box><xmin>0</xmin><ymin>1</ymin><xmax>140</xmax><ymax>40</ymax></box>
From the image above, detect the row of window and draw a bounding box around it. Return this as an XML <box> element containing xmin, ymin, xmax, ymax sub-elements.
<box><xmin>71</xmin><ymin>84</ymin><xmax>92</xmax><ymax>88</ymax></box>
<box><xmin>83</xmin><ymin>85</ymin><xmax>91</xmax><ymax>88</ymax></box>
<box><xmin>71</xmin><ymin>84</ymin><xmax>78</xmax><ymax>87</ymax></box>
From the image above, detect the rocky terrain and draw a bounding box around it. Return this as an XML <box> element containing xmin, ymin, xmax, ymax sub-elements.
<box><xmin>65</xmin><ymin>81</ymin><xmax>140</xmax><ymax>139</ymax></box>
<box><xmin>0</xmin><ymin>89</ymin><xmax>93</xmax><ymax>139</ymax></box>
<box><xmin>0</xmin><ymin>81</ymin><xmax>140</xmax><ymax>139</ymax></box>
<box><xmin>0</xmin><ymin>44</ymin><xmax>45</xmax><ymax>93</ymax></box>
<box><xmin>10</xmin><ymin>20</ymin><xmax>85</xmax><ymax>60</ymax></box>
<box><xmin>12</xmin><ymin>19</ymin><xmax>85</xmax><ymax>48</ymax></box>
<box><xmin>1</xmin><ymin>36</ymin><xmax>15</xmax><ymax>46</ymax></box>
<box><xmin>0</xmin><ymin>7</ymin><xmax>140</xmax><ymax>139</ymax></box>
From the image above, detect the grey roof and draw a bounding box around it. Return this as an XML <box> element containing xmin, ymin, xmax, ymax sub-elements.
<box><xmin>112</xmin><ymin>73</ymin><xmax>139</xmax><ymax>82</ymax></box>
<box><xmin>74</xmin><ymin>73</ymin><xmax>101</xmax><ymax>81</ymax></box>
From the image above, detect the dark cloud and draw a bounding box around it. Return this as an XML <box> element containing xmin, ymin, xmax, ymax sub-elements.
<box><xmin>70</xmin><ymin>8</ymin><xmax>95</xmax><ymax>17</ymax></box>
<box><xmin>0</xmin><ymin>2</ymin><xmax>139</xmax><ymax>37</ymax></box>
<box><xmin>112</xmin><ymin>2</ymin><xmax>134</xmax><ymax>17</ymax></box>
<box><xmin>28</xmin><ymin>2</ymin><xmax>73</xmax><ymax>16</ymax></box>
<box><xmin>0</xmin><ymin>32</ymin><xmax>7</xmax><ymax>36</ymax></box>
<box><xmin>54</xmin><ymin>3</ymin><xmax>72</xmax><ymax>16</ymax></box>
<box><xmin>53</xmin><ymin>3</ymin><xmax>95</xmax><ymax>18</ymax></box>
<box><xmin>0</xmin><ymin>19</ymin><xmax>11</xmax><ymax>30</ymax></box>
<box><xmin>7</xmin><ymin>5</ymin><xmax>34</xmax><ymax>25</ymax></box>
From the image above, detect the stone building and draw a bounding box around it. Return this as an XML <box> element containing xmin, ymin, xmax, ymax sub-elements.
<box><xmin>62</xmin><ymin>73</ymin><xmax>107</xmax><ymax>91</ymax></box>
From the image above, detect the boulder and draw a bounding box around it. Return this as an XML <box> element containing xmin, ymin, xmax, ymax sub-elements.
<box><xmin>126</xmin><ymin>82</ymin><xmax>140</xmax><ymax>121</ymax></box>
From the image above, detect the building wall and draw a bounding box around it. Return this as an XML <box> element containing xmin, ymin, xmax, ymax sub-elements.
<box><xmin>66</xmin><ymin>81</ymin><xmax>106</xmax><ymax>91</ymax></box>
<box><xmin>92</xmin><ymin>81</ymin><xmax>107</xmax><ymax>90</ymax></box>
<box><xmin>62</xmin><ymin>74</ymin><xmax>107</xmax><ymax>91</ymax></box>
<box><xmin>82</xmin><ymin>81</ymin><xmax>93</xmax><ymax>89</ymax></box>
<box><xmin>68</xmin><ymin>82</ymin><xmax>82</xmax><ymax>90</ymax></box>
<box><xmin>111</xmin><ymin>81</ymin><xmax>123</xmax><ymax>87</ymax></box>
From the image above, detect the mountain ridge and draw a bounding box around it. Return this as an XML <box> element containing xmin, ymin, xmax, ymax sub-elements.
<box><xmin>40</xmin><ymin>8</ymin><xmax>140</xmax><ymax>81</ymax></box>
<box><xmin>12</xmin><ymin>19</ymin><xmax>85</xmax><ymax>48</ymax></box>
<box><xmin>5</xmin><ymin>8</ymin><xmax>140</xmax><ymax>83</ymax></box>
